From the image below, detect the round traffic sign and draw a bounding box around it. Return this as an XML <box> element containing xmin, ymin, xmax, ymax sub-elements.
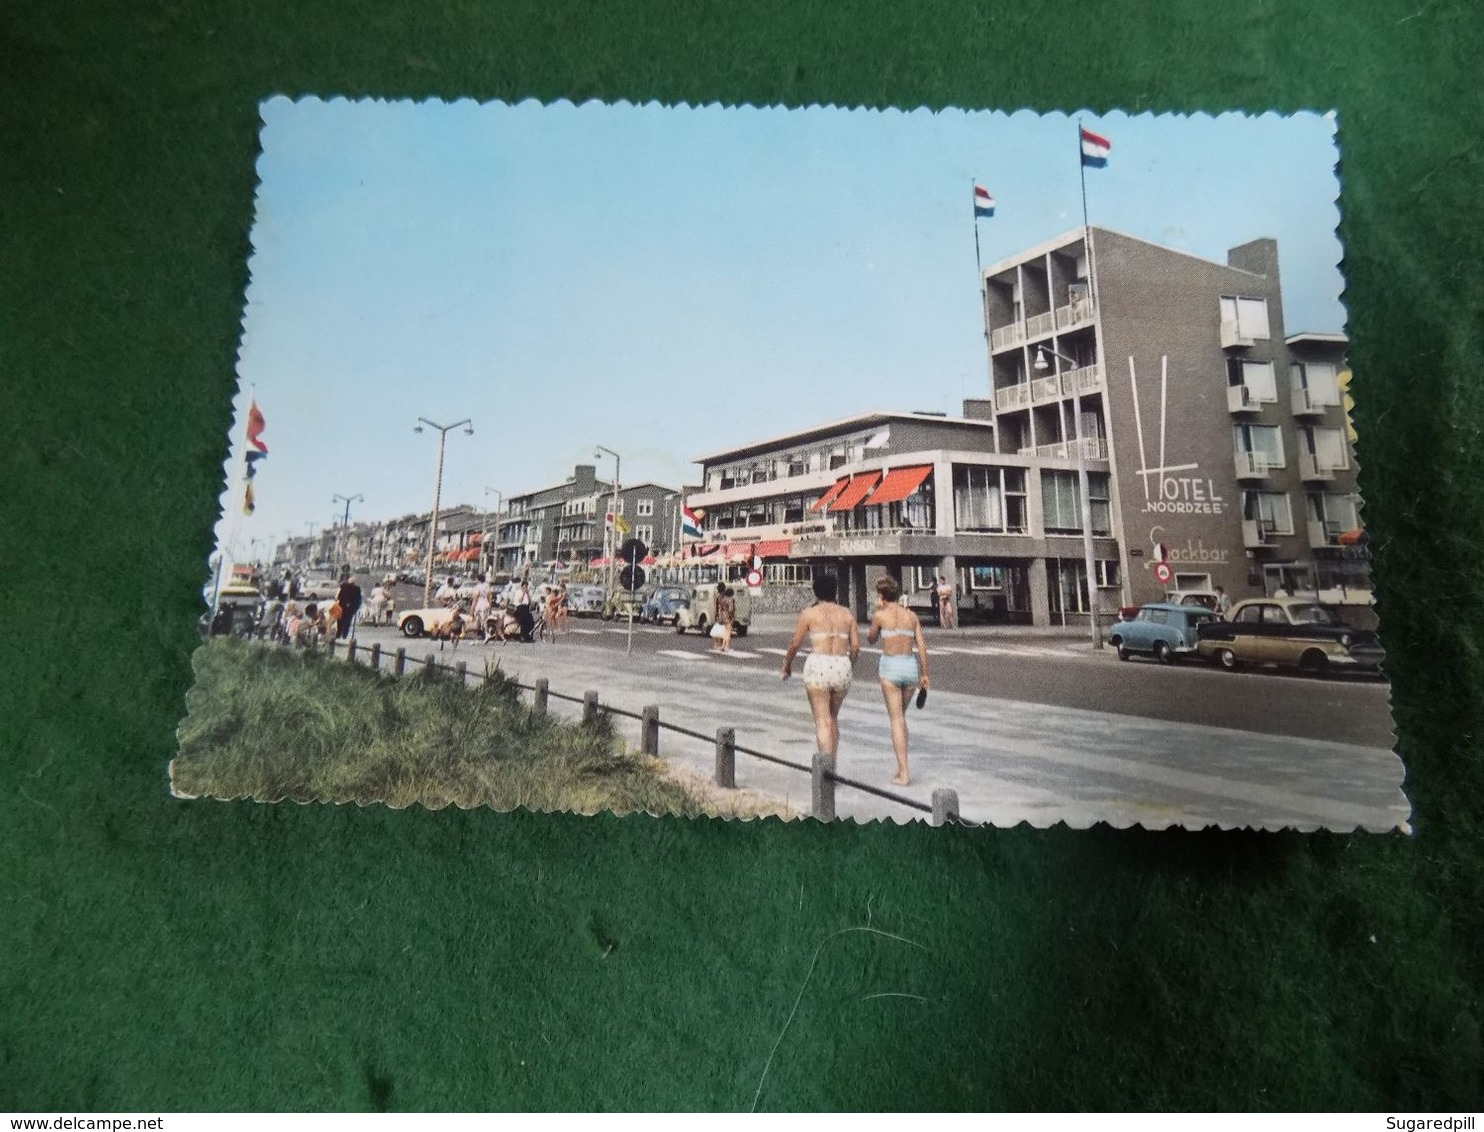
<box><xmin>1153</xmin><ymin>561</ymin><xmax>1173</xmax><ymax>585</ymax></box>
<box><xmin>618</xmin><ymin>537</ymin><xmax>648</xmax><ymax>564</ymax></box>
<box><xmin>619</xmin><ymin>565</ymin><xmax>647</xmax><ymax>592</ymax></box>
<box><xmin>745</xmin><ymin>568</ymin><xmax>763</xmax><ymax>588</ymax></box>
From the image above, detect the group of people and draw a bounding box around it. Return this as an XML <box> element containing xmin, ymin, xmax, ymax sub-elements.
<box><xmin>432</xmin><ymin>573</ymin><xmax>570</xmax><ymax>645</ymax></box>
<box><xmin>256</xmin><ymin>570</ymin><xmax>369</xmax><ymax>645</ymax></box>
<box><xmin>780</xmin><ymin>573</ymin><xmax>931</xmax><ymax>787</ymax></box>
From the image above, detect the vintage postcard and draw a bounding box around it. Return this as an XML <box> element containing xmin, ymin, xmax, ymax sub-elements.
<box><xmin>176</xmin><ymin>98</ymin><xmax>1405</xmax><ymax>831</ymax></box>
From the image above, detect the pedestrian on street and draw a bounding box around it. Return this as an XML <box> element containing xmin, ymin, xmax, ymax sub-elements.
<box><xmin>335</xmin><ymin>571</ymin><xmax>363</xmax><ymax>640</ymax></box>
<box><xmin>471</xmin><ymin>573</ymin><xmax>493</xmax><ymax>641</ymax></box>
<box><xmin>1214</xmin><ymin>585</ymin><xmax>1231</xmax><ymax>617</ymax></box>
<box><xmin>513</xmin><ymin>581</ymin><xmax>535</xmax><ymax>642</ymax></box>
<box><xmin>780</xmin><ymin>572</ymin><xmax>859</xmax><ymax>761</ymax></box>
<box><xmin>867</xmin><ymin>576</ymin><xmax>930</xmax><ymax>787</ymax></box>
<box><xmin>367</xmin><ymin>582</ymin><xmax>390</xmax><ymax>626</ymax></box>
<box><xmin>435</xmin><ymin>576</ymin><xmax>459</xmax><ymax>607</ymax></box>
<box><xmin>713</xmin><ymin>584</ymin><xmax>736</xmax><ymax>653</ymax></box>
<box><xmin>935</xmin><ymin>574</ymin><xmax>958</xmax><ymax>629</ymax></box>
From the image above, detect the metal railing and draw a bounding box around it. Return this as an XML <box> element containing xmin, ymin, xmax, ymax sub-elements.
<box><xmin>252</xmin><ymin>635</ymin><xmax>963</xmax><ymax>826</ymax></box>
<box><xmin>994</xmin><ymin>382</ymin><xmax>1033</xmax><ymax>410</ymax></box>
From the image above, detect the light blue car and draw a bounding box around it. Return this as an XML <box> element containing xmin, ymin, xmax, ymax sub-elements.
<box><xmin>1108</xmin><ymin>602</ymin><xmax>1221</xmax><ymax>664</ymax></box>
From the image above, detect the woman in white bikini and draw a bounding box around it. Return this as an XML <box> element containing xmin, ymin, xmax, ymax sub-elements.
<box><xmin>866</xmin><ymin>576</ymin><xmax>930</xmax><ymax>786</ymax></box>
<box><xmin>780</xmin><ymin>573</ymin><xmax>859</xmax><ymax>760</ymax></box>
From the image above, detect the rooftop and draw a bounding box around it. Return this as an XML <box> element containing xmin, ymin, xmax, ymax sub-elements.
<box><xmin>690</xmin><ymin>409</ymin><xmax>995</xmax><ymax>465</ymax></box>
<box><xmin>982</xmin><ymin>224</ymin><xmax>1267</xmax><ymax>281</ymax></box>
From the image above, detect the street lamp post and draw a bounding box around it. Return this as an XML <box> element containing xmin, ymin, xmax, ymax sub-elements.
<box><xmin>414</xmin><ymin>417</ymin><xmax>474</xmax><ymax>610</ymax></box>
<box><xmin>1034</xmin><ymin>346</ymin><xmax>1104</xmax><ymax>651</ymax></box>
<box><xmin>483</xmin><ymin>487</ymin><xmax>503</xmax><ymax>577</ymax></box>
<box><xmin>594</xmin><ymin>445</ymin><xmax>621</xmax><ymax>594</ymax></box>
<box><xmin>332</xmin><ymin>493</ymin><xmax>363</xmax><ymax>574</ymax></box>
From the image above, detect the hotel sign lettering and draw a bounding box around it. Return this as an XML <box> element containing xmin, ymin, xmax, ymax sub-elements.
<box><xmin>1127</xmin><ymin>357</ymin><xmax>1228</xmax><ymax>517</ymax></box>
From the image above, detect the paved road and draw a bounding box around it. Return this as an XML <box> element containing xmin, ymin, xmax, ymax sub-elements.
<box><xmin>339</xmin><ymin>614</ymin><xmax>1409</xmax><ymax>833</ymax></box>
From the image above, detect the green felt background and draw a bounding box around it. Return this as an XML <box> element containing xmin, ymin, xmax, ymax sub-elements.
<box><xmin>3</xmin><ymin>0</ymin><xmax>1482</xmax><ymax>1111</ymax></box>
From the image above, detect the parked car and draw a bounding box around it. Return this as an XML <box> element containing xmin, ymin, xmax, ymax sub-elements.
<box><xmin>1195</xmin><ymin>597</ymin><xmax>1384</xmax><ymax>674</ymax></box>
<box><xmin>297</xmin><ymin>576</ymin><xmax>340</xmax><ymax>601</ymax></box>
<box><xmin>202</xmin><ymin>583</ymin><xmax>262</xmax><ymax>637</ymax></box>
<box><xmin>1108</xmin><ymin>603</ymin><xmax>1219</xmax><ymax>664</ymax></box>
<box><xmin>396</xmin><ymin>605</ymin><xmax>471</xmax><ymax>639</ymax></box>
<box><xmin>639</xmin><ymin>586</ymin><xmax>692</xmax><ymax>625</ymax></box>
<box><xmin>675</xmin><ymin>582</ymin><xmax>753</xmax><ymax>638</ymax></box>
<box><xmin>601</xmin><ymin>586</ymin><xmax>647</xmax><ymax>621</ymax></box>
<box><xmin>565</xmin><ymin>584</ymin><xmax>607</xmax><ymax>617</ymax></box>
<box><xmin>1166</xmin><ymin>590</ymin><xmax>1224</xmax><ymax>614</ymax></box>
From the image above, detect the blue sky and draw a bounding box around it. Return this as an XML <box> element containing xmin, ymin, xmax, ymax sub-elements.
<box><xmin>217</xmin><ymin>99</ymin><xmax>1342</xmax><ymax>559</ymax></box>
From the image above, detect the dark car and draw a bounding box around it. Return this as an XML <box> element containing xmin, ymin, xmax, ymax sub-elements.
<box><xmin>1195</xmin><ymin>597</ymin><xmax>1384</xmax><ymax>674</ymax></box>
<box><xmin>639</xmin><ymin>586</ymin><xmax>692</xmax><ymax>625</ymax></box>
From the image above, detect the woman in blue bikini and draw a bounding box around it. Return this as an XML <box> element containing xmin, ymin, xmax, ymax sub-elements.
<box><xmin>866</xmin><ymin>575</ymin><xmax>930</xmax><ymax>786</ymax></box>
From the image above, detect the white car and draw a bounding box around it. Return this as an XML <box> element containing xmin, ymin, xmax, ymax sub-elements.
<box><xmin>396</xmin><ymin>605</ymin><xmax>471</xmax><ymax>638</ymax></box>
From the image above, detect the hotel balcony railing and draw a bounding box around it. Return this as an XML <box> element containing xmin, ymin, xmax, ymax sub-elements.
<box><xmin>1308</xmin><ymin>519</ymin><xmax>1348</xmax><ymax>549</ymax></box>
<box><xmin>1243</xmin><ymin>519</ymin><xmax>1277</xmax><ymax>549</ymax></box>
<box><xmin>1030</xmin><ymin>375</ymin><xmax>1062</xmax><ymax>403</ymax></box>
<box><xmin>1299</xmin><ymin>451</ymin><xmax>1341</xmax><ymax>481</ymax></box>
<box><xmin>1227</xmin><ymin>384</ymin><xmax>1260</xmax><ymax>413</ymax></box>
<box><xmin>1017</xmin><ymin>437</ymin><xmax>1107</xmax><ymax>460</ymax></box>
<box><xmin>1025</xmin><ymin>310</ymin><xmax>1057</xmax><ymax>339</ymax></box>
<box><xmin>1234</xmin><ymin>450</ymin><xmax>1280</xmax><ymax>479</ymax></box>
<box><xmin>990</xmin><ymin>322</ymin><xmax>1025</xmax><ymax>351</ymax></box>
<box><xmin>1056</xmin><ymin>299</ymin><xmax>1096</xmax><ymax>329</ymax></box>
<box><xmin>1291</xmin><ymin>386</ymin><xmax>1331</xmax><ymax>417</ymax></box>
<box><xmin>1060</xmin><ymin>362</ymin><xmax>1103</xmax><ymax>396</ymax></box>
<box><xmin>994</xmin><ymin>382</ymin><xmax>1033</xmax><ymax>411</ymax></box>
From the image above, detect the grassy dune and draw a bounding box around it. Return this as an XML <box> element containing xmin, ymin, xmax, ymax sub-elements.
<box><xmin>173</xmin><ymin>640</ymin><xmax>711</xmax><ymax>816</ymax></box>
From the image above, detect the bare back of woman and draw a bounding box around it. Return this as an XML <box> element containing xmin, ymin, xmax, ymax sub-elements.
<box><xmin>780</xmin><ymin>574</ymin><xmax>859</xmax><ymax>760</ymax></box>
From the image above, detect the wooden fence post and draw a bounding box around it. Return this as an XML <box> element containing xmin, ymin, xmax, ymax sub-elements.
<box><xmin>369</xmin><ymin>642</ymin><xmax>381</xmax><ymax>671</ymax></box>
<box><xmin>583</xmin><ymin>691</ymin><xmax>600</xmax><ymax>724</ymax></box>
<box><xmin>641</xmin><ymin>706</ymin><xmax>660</xmax><ymax>755</ymax></box>
<box><xmin>326</xmin><ymin>637</ymin><xmax>337</xmax><ymax>657</ymax></box>
<box><xmin>714</xmin><ymin>727</ymin><xmax>736</xmax><ymax>789</ymax></box>
<box><xmin>533</xmin><ymin>678</ymin><xmax>549</xmax><ymax>716</ymax></box>
<box><xmin>394</xmin><ymin>647</ymin><xmax>406</xmax><ymax>676</ymax></box>
<box><xmin>931</xmin><ymin>789</ymin><xmax>960</xmax><ymax>827</ymax></box>
<box><xmin>347</xmin><ymin>638</ymin><xmax>357</xmax><ymax>664</ymax></box>
<box><xmin>456</xmin><ymin>660</ymin><xmax>467</xmax><ymax>684</ymax></box>
<box><xmin>423</xmin><ymin>654</ymin><xmax>437</xmax><ymax>679</ymax></box>
<box><xmin>811</xmin><ymin>752</ymin><xmax>836</xmax><ymax>822</ymax></box>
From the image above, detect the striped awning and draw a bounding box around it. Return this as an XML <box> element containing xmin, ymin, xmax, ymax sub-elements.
<box><xmin>809</xmin><ymin>477</ymin><xmax>850</xmax><ymax>512</ymax></box>
<box><xmin>829</xmin><ymin>472</ymin><xmax>884</xmax><ymax>511</ymax></box>
<box><xmin>865</xmin><ymin>465</ymin><xmax>933</xmax><ymax>505</ymax></box>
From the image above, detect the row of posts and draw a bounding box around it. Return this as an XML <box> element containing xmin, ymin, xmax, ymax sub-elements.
<box><xmin>319</xmin><ymin>636</ymin><xmax>961</xmax><ymax>826</ymax></box>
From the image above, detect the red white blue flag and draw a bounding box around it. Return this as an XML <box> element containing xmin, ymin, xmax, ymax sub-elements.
<box><xmin>972</xmin><ymin>183</ymin><xmax>996</xmax><ymax>218</ymax></box>
<box><xmin>681</xmin><ymin>506</ymin><xmax>704</xmax><ymax>541</ymax></box>
<box><xmin>1080</xmin><ymin>127</ymin><xmax>1111</xmax><ymax>168</ymax></box>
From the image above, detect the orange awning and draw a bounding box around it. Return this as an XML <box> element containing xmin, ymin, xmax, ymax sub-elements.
<box><xmin>865</xmin><ymin>465</ymin><xmax>933</xmax><ymax>505</ymax></box>
<box><xmin>752</xmin><ymin>539</ymin><xmax>791</xmax><ymax>558</ymax></box>
<box><xmin>809</xmin><ymin>477</ymin><xmax>850</xmax><ymax>512</ymax></box>
<box><xmin>829</xmin><ymin>472</ymin><xmax>883</xmax><ymax>511</ymax></box>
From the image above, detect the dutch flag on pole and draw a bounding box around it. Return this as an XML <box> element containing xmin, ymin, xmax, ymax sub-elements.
<box><xmin>1080</xmin><ymin>126</ymin><xmax>1111</xmax><ymax>168</ymax></box>
<box><xmin>972</xmin><ymin>182</ymin><xmax>996</xmax><ymax>219</ymax></box>
<box><xmin>681</xmin><ymin>506</ymin><xmax>705</xmax><ymax>541</ymax></box>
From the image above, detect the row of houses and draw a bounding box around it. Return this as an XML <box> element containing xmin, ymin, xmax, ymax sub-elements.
<box><xmin>279</xmin><ymin>225</ymin><xmax>1369</xmax><ymax>627</ymax></box>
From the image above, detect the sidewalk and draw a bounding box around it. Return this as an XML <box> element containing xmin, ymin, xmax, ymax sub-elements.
<box><xmin>365</xmin><ymin>629</ymin><xmax>1410</xmax><ymax>833</ymax></box>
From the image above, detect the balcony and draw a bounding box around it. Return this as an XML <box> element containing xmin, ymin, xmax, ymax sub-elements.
<box><xmin>1060</xmin><ymin>362</ymin><xmax>1103</xmax><ymax>396</ymax></box>
<box><xmin>1243</xmin><ymin>519</ymin><xmax>1274</xmax><ymax>549</ymax></box>
<box><xmin>1017</xmin><ymin>437</ymin><xmax>1107</xmax><ymax>460</ymax></box>
<box><xmin>1025</xmin><ymin>310</ymin><xmax>1057</xmax><ymax>339</ymax></box>
<box><xmin>1307</xmin><ymin>519</ymin><xmax>1347</xmax><ymax>549</ymax></box>
<box><xmin>994</xmin><ymin>382</ymin><xmax>1033</xmax><ymax>411</ymax></box>
<box><xmin>1056</xmin><ymin>299</ymin><xmax>1095</xmax><ymax>329</ymax></box>
<box><xmin>1291</xmin><ymin>386</ymin><xmax>1329</xmax><ymax>417</ymax></box>
<box><xmin>1030</xmin><ymin>375</ymin><xmax>1062</xmax><ymax>403</ymax></box>
<box><xmin>1220</xmin><ymin>320</ymin><xmax>1255</xmax><ymax>350</ymax></box>
<box><xmin>1299</xmin><ymin>451</ymin><xmax>1335</xmax><ymax>481</ymax></box>
<box><xmin>1227</xmin><ymin>384</ymin><xmax>1259</xmax><ymax>413</ymax></box>
<box><xmin>1234</xmin><ymin>450</ymin><xmax>1278</xmax><ymax>479</ymax></box>
<box><xmin>990</xmin><ymin>321</ymin><xmax>1025</xmax><ymax>351</ymax></box>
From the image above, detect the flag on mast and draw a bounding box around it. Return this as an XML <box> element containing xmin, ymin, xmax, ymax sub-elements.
<box><xmin>681</xmin><ymin>506</ymin><xmax>704</xmax><ymax>541</ymax></box>
<box><xmin>972</xmin><ymin>182</ymin><xmax>996</xmax><ymax>218</ymax></box>
<box><xmin>246</xmin><ymin>401</ymin><xmax>269</xmax><ymax>454</ymax></box>
<box><xmin>243</xmin><ymin>482</ymin><xmax>256</xmax><ymax>516</ymax></box>
<box><xmin>1079</xmin><ymin>127</ymin><xmax>1111</xmax><ymax>168</ymax></box>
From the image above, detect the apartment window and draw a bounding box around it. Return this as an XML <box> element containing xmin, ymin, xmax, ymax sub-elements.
<box><xmin>787</xmin><ymin>454</ymin><xmax>807</xmax><ymax>477</ymax></box>
<box><xmin>1041</xmin><ymin>471</ymin><xmax>1110</xmax><ymax>535</ymax></box>
<box><xmin>828</xmin><ymin>447</ymin><xmax>847</xmax><ymax>470</ymax></box>
<box><xmin>634</xmin><ymin>525</ymin><xmax>654</xmax><ymax>545</ymax></box>
<box><xmin>636</xmin><ymin>499</ymin><xmax>654</xmax><ymax>517</ymax></box>
<box><xmin>782</xmin><ymin>497</ymin><xmax>805</xmax><ymax>524</ymax></box>
<box><xmin>969</xmin><ymin>566</ymin><xmax>1006</xmax><ymax>591</ymax></box>
<box><xmin>1234</xmin><ymin>424</ymin><xmax>1286</xmax><ymax>469</ymax></box>
<box><xmin>1227</xmin><ymin>358</ymin><xmax>1278</xmax><ymax>402</ymax></box>
<box><xmin>1291</xmin><ymin>361</ymin><xmax>1341</xmax><ymax>406</ymax></box>
<box><xmin>1305</xmin><ymin>426</ymin><xmax>1350</xmax><ymax>471</ymax></box>
<box><xmin>953</xmin><ymin>466</ymin><xmax>1004</xmax><ymax>532</ymax></box>
<box><xmin>1095</xmin><ymin>560</ymin><xmax>1121</xmax><ymax>588</ymax></box>
<box><xmin>1243</xmin><ymin>490</ymin><xmax>1294</xmax><ymax>535</ymax></box>
<box><xmin>1307</xmin><ymin>492</ymin><xmax>1359</xmax><ymax>533</ymax></box>
<box><xmin>1220</xmin><ymin>296</ymin><xmax>1271</xmax><ymax>340</ymax></box>
<box><xmin>1004</xmin><ymin>468</ymin><xmax>1028</xmax><ymax>532</ymax></box>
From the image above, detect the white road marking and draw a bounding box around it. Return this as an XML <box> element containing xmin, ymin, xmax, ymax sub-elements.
<box><xmin>656</xmin><ymin>649</ymin><xmax>709</xmax><ymax>662</ymax></box>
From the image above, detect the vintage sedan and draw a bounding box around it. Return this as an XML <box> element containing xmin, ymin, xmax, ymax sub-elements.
<box><xmin>1108</xmin><ymin>603</ymin><xmax>1219</xmax><ymax>664</ymax></box>
<box><xmin>396</xmin><ymin>604</ymin><xmax>471</xmax><ymax>639</ymax></box>
<box><xmin>1195</xmin><ymin>597</ymin><xmax>1384</xmax><ymax>674</ymax></box>
<box><xmin>639</xmin><ymin>586</ymin><xmax>692</xmax><ymax>625</ymax></box>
